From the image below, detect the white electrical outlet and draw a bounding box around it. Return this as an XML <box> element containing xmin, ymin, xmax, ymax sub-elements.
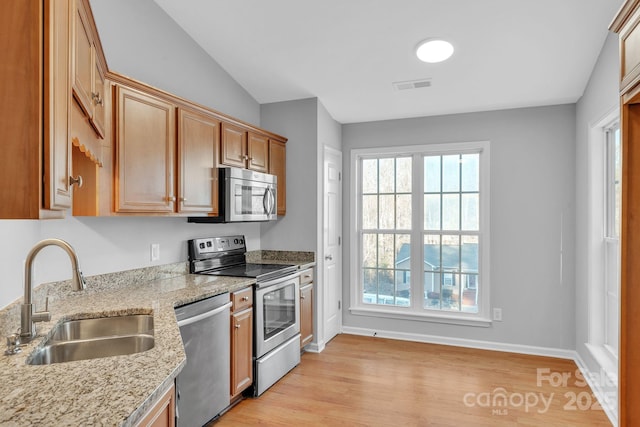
<box><xmin>492</xmin><ymin>307</ymin><xmax>503</xmax><ymax>321</ymax></box>
<box><xmin>151</xmin><ymin>243</ymin><xmax>160</xmax><ymax>262</ymax></box>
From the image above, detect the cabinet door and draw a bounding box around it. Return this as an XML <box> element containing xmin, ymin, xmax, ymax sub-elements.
<box><xmin>135</xmin><ymin>383</ymin><xmax>175</xmax><ymax>427</ymax></box>
<box><xmin>268</xmin><ymin>140</ymin><xmax>286</xmax><ymax>215</ymax></box>
<box><xmin>300</xmin><ymin>283</ymin><xmax>313</xmax><ymax>348</ymax></box>
<box><xmin>231</xmin><ymin>308</ymin><xmax>253</xmax><ymax>399</ymax></box>
<box><xmin>71</xmin><ymin>0</ymin><xmax>93</xmax><ymax>118</ymax></box>
<box><xmin>91</xmin><ymin>55</ymin><xmax>106</xmax><ymax>138</ymax></box>
<box><xmin>178</xmin><ymin>109</ymin><xmax>220</xmax><ymax>214</ymax></box>
<box><xmin>620</xmin><ymin>7</ymin><xmax>640</xmax><ymax>92</ymax></box>
<box><xmin>43</xmin><ymin>0</ymin><xmax>72</xmax><ymax>211</ymax></box>
<box><xmin>221</xmin><ymin>122</ymin><xmax>247</xmax><ymax>168</ymax></box>
<box><xmin>247</xmin><ymin>132</ymin><xmax>269</xmax><ymax>172</ymax></box>
<box><xmin>115</xmin><ymin>86</ymin><xmax>176</xmax><ymax>213</ymax></box>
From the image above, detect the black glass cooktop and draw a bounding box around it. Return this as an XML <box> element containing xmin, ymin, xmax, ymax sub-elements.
<box><xmin>203</xmin><ymin>263</ymin><xmax>297</xmax><ymax>282</ymax></box>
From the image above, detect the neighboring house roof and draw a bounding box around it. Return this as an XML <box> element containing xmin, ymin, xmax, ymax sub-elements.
<box><xmin>395</xmin><ymin>243</ymin><xmax>478</xmax><ymax>272</ymax></box>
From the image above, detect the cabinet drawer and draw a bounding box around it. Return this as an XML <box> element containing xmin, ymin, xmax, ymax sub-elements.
<box><xmin>231</xmin><ymin>287</ymin><xmax>253</xmax><ymax>312</ymax></box>
<box><xmin>300</xmin><ymin>268</ymin><xmax>314</xmax><ymax>285</ymax></box>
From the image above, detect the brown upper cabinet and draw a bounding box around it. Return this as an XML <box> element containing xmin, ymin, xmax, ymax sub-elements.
<box><xmin>220</xmin><ymin>123</ymin><xmax>269</xmax><ymax>173</ymax></box>
<box><xmin>269</xmin><ymin>140</ymin><xmax>287</xmax><ymax>216</ymax></box>
<box><xmin>178</xmin><ymin>108</ymin><xmax>220</xmax><ymax>215</ymax></box>
<box><xmin>72</xmin><ymin>0</ymin><xmax>106</xmax><ymax>138</ymax></box>
<box><xmin>114</xmin><ymin>85</ymin><xmax>176</xmax><ymax>213</ymax></box>
<box><xmin>220</xmin><ymin>122</ymin><xmax>248</xmax><ymax>168</ymax></box>
<box><xmin>1</xmin><ymin>0</ymin><xmax>72</xmax><ymax>218</ymax></box>
<box><xmin>247</xmin><ymin>131</ymin><xmax>269</xmax><ymax>172</ymax></box>
<box><xmin>113</xmin><ymin>82</ymin><xmax>224</xmax><ymax>216</ymax></box>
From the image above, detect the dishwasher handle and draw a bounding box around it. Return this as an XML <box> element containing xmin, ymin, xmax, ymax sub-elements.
<box><xmin>177</xmin><ymin>301</ymin><xmax>232</xmax><ymax>327</ymax></box>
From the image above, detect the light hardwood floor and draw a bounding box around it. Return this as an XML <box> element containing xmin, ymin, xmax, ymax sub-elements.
<box><xmin>216</xmin><ymin>334</ymin><xmax>612</xmax><ymax>426</ymax></box>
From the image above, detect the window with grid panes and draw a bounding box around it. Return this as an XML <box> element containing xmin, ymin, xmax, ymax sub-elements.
<box><xmin>352</xmin><ymin>142</ymin><xmax>490</xmax><ymax>323</ymax></box>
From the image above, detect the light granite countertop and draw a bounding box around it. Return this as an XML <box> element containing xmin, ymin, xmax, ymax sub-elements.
<box><xmin>0</xmin><ymin>250</ymin><xmax>315</xmax><ymax>427</ymax></box>
<box><xmin>0</xmin><ymin>264</ymin><xmax>254</xmax><ymax>427</ymax></box>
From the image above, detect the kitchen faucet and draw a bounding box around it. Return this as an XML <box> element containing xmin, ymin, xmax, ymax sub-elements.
<box><xmin>20</xmin><ymin>239</ymin><xmax>86</xmax><ymax>342</ymax></box>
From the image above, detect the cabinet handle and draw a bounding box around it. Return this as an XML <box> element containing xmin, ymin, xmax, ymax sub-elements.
<box><xmin>301</xmin><ymin>295</ymin><xmax>306</xmax><ymax>300</ymax></box>
<box><xmin>303</xmin><ymin>275</ymin><xmax>311</xmax><ymax>280</ymax></box>
<box><xmin>165</xmin><ymin>196</ymin><xmax>176</xmax><ymax>202</ymax></box>
<box><xmin>180</xmin><ymin>197</ymin><xmax>187</xmax><ymax>202</ymax></box>
<box><xmin>235</xmin><ymin>324</ymin><xmax>241</xmax><ymax>329</ymax></box>
<box><xmin>91</xmin><ymin>92</ymin><xmax>103</xmax><ymax>106</ymax></box>
<box><xmin>242</xmin><ymin>296</ymin><xmax>249</xmax><ymax>301</ymax></box>
<box><xmin>69</xmin><ymin>175</ymin><xmax>83</xmax><ymax>188</ymax></box>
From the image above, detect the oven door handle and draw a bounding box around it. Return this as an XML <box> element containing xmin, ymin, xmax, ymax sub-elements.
<box><xmin>176</xmin><ymin>301</ymin><xmax>232</xmax><ymax>327</ymax></box>
<box><xmin>255</xmin><ymin>271</ymin><xmax>301</xmax><ymax>289</ymax></box>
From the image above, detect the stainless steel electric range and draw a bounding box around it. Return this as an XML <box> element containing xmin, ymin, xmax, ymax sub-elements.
<box><xmin>188</xmin><ymin>235</ymin><xmax>302</xmax><ymax>397</ymax></box>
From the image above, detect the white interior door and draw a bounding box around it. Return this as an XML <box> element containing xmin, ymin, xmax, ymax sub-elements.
<box><xmin>323</xmin><ymin>146</ymin><xmax>342</xmax><ymax>343</ymax></box>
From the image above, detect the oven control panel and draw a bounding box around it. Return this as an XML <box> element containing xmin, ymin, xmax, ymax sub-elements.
<box><xmin>189</xmin><ymin>235</ymin><xmax>246</xmax><ymax>259</ymax></box>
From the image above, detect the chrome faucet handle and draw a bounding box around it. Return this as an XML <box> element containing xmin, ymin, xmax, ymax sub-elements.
<box><xmin>5</xmin><ymin>331</ymin><xmax>22</xmax><ymax>355</ymax></box>
<box><xmin>32</xmin><ymin>297</ymin><xmax>51</xmax><ymax>323</ymax></box>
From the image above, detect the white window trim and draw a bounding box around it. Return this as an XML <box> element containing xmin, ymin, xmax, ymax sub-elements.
<box><xmin>586</xmin><ymin>108</ymin><xmax>619</xmax><ymax>385</ymax></box>
<box><xmin>349</xmin><ymin>141</ymin><xmax>491</xmax><ymax>327</ymax></box>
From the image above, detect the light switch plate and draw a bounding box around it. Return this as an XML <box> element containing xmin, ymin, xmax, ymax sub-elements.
<box><xmin>151</xmin><ymin>243</ymin><xmax>160</xmax><ymax>262</ymax></box>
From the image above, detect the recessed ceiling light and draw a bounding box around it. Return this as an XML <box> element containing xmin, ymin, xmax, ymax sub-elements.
<box><xmin>415</xmin><ymin>39</ymin><xmax>454</xmax><ymax>63</ymax></box>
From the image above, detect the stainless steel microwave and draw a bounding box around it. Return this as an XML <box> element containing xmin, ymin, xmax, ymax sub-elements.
<box><xmin>189</xmin><ymin>167</ymin><xmax>277</xmax><ymax>223</ymax></box>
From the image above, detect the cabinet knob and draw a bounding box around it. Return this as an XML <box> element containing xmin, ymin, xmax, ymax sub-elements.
<box><xmin>235</xmin><ymin>324</ymin><xmax>241</xmax><ymax>329</ymax></box>
<box><xmin>165</xmin><ymin>196</ymin><xmax>176</xmax><ymax>202</ymax></box>
<box><xmin>301</xmin><ymin>295</ymin><xmax>306</xmax><ymax>300</ymax></box>
<box><xmin>325</xmin><ymin>254</ymin><xmax>333</xmax><ymax>261</ymax></box>
<box><xmin>242</xmin><ymin>296</ymin><xmax>249</xmax><ymax>301</ymax></box>
<box><xmin>180</xmin><ymin>197</ymin><xmax>187</xmax><ymax>202</ymax></box>
<box><xmin>69</xmin><ymin>175</ymin><xmax>83</xmax><ymax>188</ymax></box>
<box><xmin>91</xmin><ymin>92</ymin><xmax>103</xmax><ymax>106</ymax></box>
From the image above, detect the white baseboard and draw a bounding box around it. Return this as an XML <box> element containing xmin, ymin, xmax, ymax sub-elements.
<box><xmin>304</xmin><ymin>340</ymin><xmax>324</xmax><ymax>353</ymax></box>
<box><xmin>340</xmin><ymin>326</ymin><xmax>616</xmax><ymax>426</ymax></box>
<box><xmin>341</xmin><ymin>325</ymin><xmax>575</xmax><ymax>359</ymax></box>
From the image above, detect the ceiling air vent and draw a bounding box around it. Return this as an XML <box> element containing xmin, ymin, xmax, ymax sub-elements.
<box><xmin>393</xmin><ymin>78</ymin><xmax>432</xmax><ymax>91</ymax></box>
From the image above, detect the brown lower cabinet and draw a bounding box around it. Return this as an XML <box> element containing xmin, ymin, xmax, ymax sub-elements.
<box><xmin>230</xmin><ymin>287</ymin><xmax>254</xmax><ymax>401</ymax></box>
<box><xmin>135</xmin><ymin>383</ymin><xmax>175</xmax><ymax>427</ymax></box>
<box><xmin>300</xmin><ymin>268</ymin><xmax>314</xmax><ymax>349</ymax></box>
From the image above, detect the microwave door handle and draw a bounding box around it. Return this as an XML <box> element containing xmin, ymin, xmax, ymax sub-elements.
<box><xmin>267</xmin><ymin>187</ymin><xmax>276</xmax><ymax>215</ymax></box>
<box><xmin>263</xmin><ymin>188</ymin><xmax>270</xmax><ymax>215</ymax></box>
<box><xmin>268</xmin><ymin>188</ymin><xmax>274</xmax><ymax>215</ymax></box>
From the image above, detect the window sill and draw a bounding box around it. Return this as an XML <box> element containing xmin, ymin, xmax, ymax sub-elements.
<box><xmin>585</xmin><ymin>343</ymin><xmax>618</xmax><ymax>387</ymax></box>
<box><xmin>349</xmin><ymin>306</ymin><xmax>492</xmax><ymax>327</ymax></box>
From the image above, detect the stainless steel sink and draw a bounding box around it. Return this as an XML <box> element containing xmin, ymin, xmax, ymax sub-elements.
<box><xmin>27</xmin><ymin>314</ymin><xmax>154</xmax><ymax>365</ymax></box>
<box><xmin>50</xmin><ymin>314</ymin><xmax>153</xmax><ymax>341</ymax></box>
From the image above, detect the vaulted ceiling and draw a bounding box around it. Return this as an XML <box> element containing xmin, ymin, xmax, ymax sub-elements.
<box><xmin>153</xmin><ymin>0</ymin><xmax>623</xmax><ymax>124</ymax></box>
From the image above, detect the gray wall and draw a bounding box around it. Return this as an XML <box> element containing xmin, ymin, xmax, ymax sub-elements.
<box><xmin>260</xmin><ymin>98</ymin><xmax>319</xmax><ymax>251</ymax></box>
<box><xmin>342</xmin><ymin>104</ymin><xmax>577</xmax><ymax>349</ymax></box>
<box><xmin>318</xmin><ymin>101</ymin><xmax>342</xmax><ymax>152</ymax></box>
<box><xmin>574</xmin><ymin>31</ymin><xmax>620</xmax><ymax>394</ymax></box>
<box><xmin>89</xmin><ymin>0</ymin><xmax>260</xmax><ymax>125</ymax></box>
<box><xmin>260</xmin><ymin>98</ymin><xmax>342</xmax><ymax>348</ymax></box>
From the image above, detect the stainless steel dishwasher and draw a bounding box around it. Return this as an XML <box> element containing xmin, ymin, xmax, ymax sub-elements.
<box><xmin>175</xmin><ymin>292</ymin><xmax>232</xmax><ymax>427</ymax></box>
